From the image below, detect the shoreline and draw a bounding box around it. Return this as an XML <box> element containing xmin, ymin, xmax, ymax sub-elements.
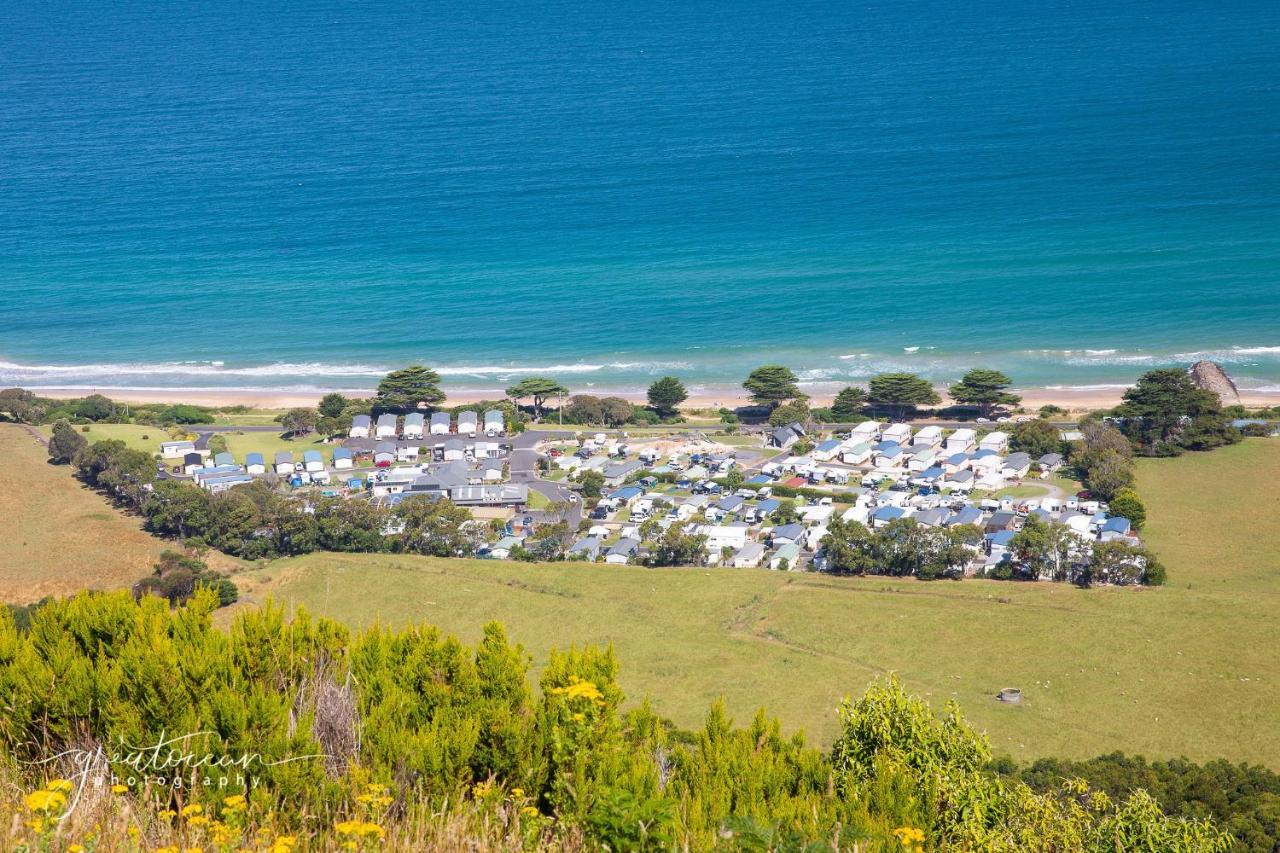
<box><xmin>26</xmin><ymin>384</ymin><xmax>1280</xmax><ymax>415</ymax></box>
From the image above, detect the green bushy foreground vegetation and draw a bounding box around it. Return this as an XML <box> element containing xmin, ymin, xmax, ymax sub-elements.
<box><xmin>0</xmin><ymin>590</ymin><xmax>1235</xmax><ymax>851</ymax></box>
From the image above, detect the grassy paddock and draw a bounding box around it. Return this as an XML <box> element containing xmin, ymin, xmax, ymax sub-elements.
<box><xmin>0</xmin><ymin>425</ymin><xmax>241</xmax><ymax>602</ymax></box>
<box><xmin>37</xmin><ymin>423</ymin><xmax>338</xmax><ymax>464</ymax></box>
<box><xmin>239</xmin><ymin>439</ymin><xmax>1280</xmax><ymax>767</ymax></box>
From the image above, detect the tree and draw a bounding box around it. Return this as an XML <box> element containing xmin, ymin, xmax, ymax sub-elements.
<box><xmin>647</xmin><ymin>377</ymin><xmax>687</xmax><ymax>418</ymax></box>
<box><xmin>771</xmin><ymin>499</ymin><xmax>799</xmax><ymax>525</ymax></box>
<box><xmin>375</xmin><ymin>365</ymin><xmax>445</xmax><ymax>411</ymax></box>
<box><xmin>280</xmin><ymin>407</ymin><xmax>318</xmax><ymax>436</ymax></box>
<box><xmin>47</xmin><ymin>419</ymin><xmax>87</xmax><ymax>464</ymax></box>
<box><xmin>565</xmin><ymin>395</ymin><xmax>604</xmax><ymax>425</ymax></box>
<box><xmin>648</xmin><ymin>522</ymin><xmax>708</xmax><ymax>567</ymax></box>
<box><xmin>1082</xmin><ymin>449</ymin><xmax>1134</xmax><ymax>501</ymax></box>
<box><xmin>0</xmin><ymin>387</ymin><xmax>39</xmax><ymax>423</ymax></box>
<box><xmin>506</xmin><ymin>377</ymin><xmax>568</xmax><ymax>422</ymax></box>
<box><xmin>768</xmin><ymin>399</ymin><xmax>811</xmax><ymax>428</ymax></box>
<box><xmin>1010</xmin><ymin>515</ymin><xmax>1087</xmax><ymax>582</ymax></box>
<box><xmin>599</xmin><ymin>397</ymin><xmax>634</xmax><ymax>427</ymax></box>
<box><xmin>1108</xmin><ymin>488</ymin><xmax>1147</xmax><ymax>530</ymax></box>
<box><xmin>1087</xmin><ymin>540</ymin><xmax>1158</xmax><ymax>587</ymax></box>
<box><xmin>829</xmin><ymin>386</ymin><xmax>867</xmax><ymax>422</ymax></box>
<box><xmin>867</xmin><ymin>373</ymin><xmax>940</xmax><ymax>421</ymax></box>
<box><xmin>820</xmin><ymin>518</ymin><xmax>878</xmax><ymax>575</ymax></box>
<box><xmin>318</xmin><ymin>392</ymin><xmax>349</xmax><ymax>419</ymax></box>
<box><xmin>317</xmin><ymin>412</ymin><xmax>353</xmax><ymax>438</ymax></box>
<box><xmin>948</xmin><ymin>368</ymin><xmax>1020</xmax><ymax>416</ymax></box>
<box><xmin>743</xmin><ymin>366</ymin><xmax>801</xmax><ymax>409</ymax></box>
<box><xmin>1116</xmin><ymin>369</ymin><xmax>1236</xmax><ymax>455</ymax></box>
<box><xmin>578</xmin><ymin>470</ymin><xmax>605</xmax><ymax>498</ymax></box>
<box><xmin>71</xmin><ymin>393</ymin><xmax>116</xmax><ymax>421</ymax></box>
<box><xmin>722</xmin><ymin>469</ymin><xmax>744</xmax><ymax>491</ymax></box>
<box><xmin>1011</xmin><ymin>419</ymin><xmax>1062</xmax><ymax>458</ymax></box>
<box><xmin>1073</xmin><ymin>421</ymin><xmax>1136</xmax><ymax>500</ymax></box>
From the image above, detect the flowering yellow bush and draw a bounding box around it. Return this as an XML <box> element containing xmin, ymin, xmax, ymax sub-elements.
<box><xmin>894</xmin><ymin>825</ymin><xmax>927</xmax><ymax>851</ymax></box>
<box><xmin>549</xmin><ymin>675</ymin><xmax>605</xmax><ymax>704</ymax></box>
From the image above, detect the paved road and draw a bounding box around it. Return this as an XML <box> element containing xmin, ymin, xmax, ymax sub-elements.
<box><xmin>192</xmin><ymin>424</ymin><xmax>281</xmax><ymax>450</ymax></box>
<box><xmin>508</xmin><ymin>432</ymin><xmax>581</xmax><ymax>528</ymax></box>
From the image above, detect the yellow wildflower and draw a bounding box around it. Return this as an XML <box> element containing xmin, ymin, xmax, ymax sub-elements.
<box><xmin>554</xmin><ymin>676</ymin><xmax>605</xmax><ymax>703</ymax></box>
<box><xmin>334</xmin><ymin>820</ymin><xmax>364</xmax><ymax>836</ymax></box>
<box><xmin>111</xmin><ymin>783</ymin><xmax>129</xmax><ymax>794</ymax></box>
<box><xmin>270</xmin><ymin>836</ymin><xmax>298</xmax><ymax>852</ymax></box>
<box><xmin>154</xmin><ymin>847</ymin><xmax>179</xmax><ymax>853</ymax></box>
<box><xmin>68</xmin><ymin>845</ymin><xmax>86</xmax><ymax>853</ymax></box>
<box><xmin>892</xmin><ymin>826</ymin><xmax>926</xmax><ymax>847</ymax></box>
<box><xmin>127</xmin><ymin>825</ymin><xmax>141</xmax><ymax>840</ymax></box>
<box><xmin>25</xmin><ymin>817</ymin><xmax>46</xmax><ymax>833</ymax></box>
<box><xmin>510</xmin><ymin>787</ymin><xmax>525</xmax><ymax>798</ymax></box>
<box><xmin>223</xmin><ymin>793</ymin><xmax>247</xmax><ymax>812</ymax></box>
<box><xmin>520</xmin><ymin>805</ymin><xmax>539</xmax><ymax>817</ymax></box>
<box><xmin>180</xmin><ymin>803</ymin><xmax>204</xmax><ymax>817</ymax></box>
<box><xmin>159</xmin><ymin>808</ymin><xmax>177</xmax><ymax>821</ymax></box>
<box><xmin>46</xmin><ymin>779</ymin><xmax>74</xmax><ymax>794</ymax></box>
<box><xmin>188</xmin><ymin>814</ymin><xmax>210</xmax><ymax>828</ymax></box>
<box><xmin>358</xmin><ymin>821</ymin><xmax>384</xmax><ymax>838</ymax></box>
<box><xmin>25</xmin><ymin>788</ymin><xmax>67</xmax><ymax>812</ymax></box>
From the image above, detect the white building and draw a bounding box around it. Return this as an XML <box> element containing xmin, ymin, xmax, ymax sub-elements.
<box><xmin>979</xmin><ymin>431</ymin><xmax>1010</xmax><ymax>453</ymax></box>
<box><xmin>375</xmin><ymin>414</ymin><xmax>398</xmax><ymax>439</ymax></box>
<box><xmin>945</xmin><ymin>428</ymin><xmax>976</xmax><ymax>453</ymax></box>
<box><xmin>403</xmin><ymin>413</ymin><xmax>425</xmax><ymax>439</ymax></box>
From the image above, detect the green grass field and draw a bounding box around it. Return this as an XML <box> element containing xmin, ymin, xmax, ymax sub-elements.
<box><xmin>238</xmin><ymin>439</ymin><xmax>1280</xmax><ymax>767</ymax></box>
<box><xmin>38</xmin><ymin>423</ymin><xmax>339</xmax><ymax>465</ymax></box>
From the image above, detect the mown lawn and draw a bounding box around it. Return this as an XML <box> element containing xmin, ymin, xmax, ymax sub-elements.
<box><xmin>37</xmin><ymin>422</ymin><xmax>340</xmax><ymax>465</ymax></box>
<box><xmin>0</xmin><ymin>425</ymin><xmax>241</xmax><ymax>602</ymax></box>
<box><xmin>238</xmin><ymin>441</ymin><xmax>1280</xmax><ymax>767</ymax></box>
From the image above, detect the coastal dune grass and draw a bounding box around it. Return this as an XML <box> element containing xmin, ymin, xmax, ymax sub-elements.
<box><xmin>239</xmin><ymin>439</ymin><xmax>1280</xmax><ymax>767</ymax></box>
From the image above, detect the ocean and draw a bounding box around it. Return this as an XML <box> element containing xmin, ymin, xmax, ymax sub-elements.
<box><xmin>2</xmin><ymin>0</ymin><xmax>1278</xmax><ymax>398</ymax></box>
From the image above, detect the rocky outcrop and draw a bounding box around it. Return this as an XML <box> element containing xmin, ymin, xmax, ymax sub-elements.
<box><xmin>1188</xmin><ymin>360</ymin><xmax>1240</xmax><ymax>405</ymax></box>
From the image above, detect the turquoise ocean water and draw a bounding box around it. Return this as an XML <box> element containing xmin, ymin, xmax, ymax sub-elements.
<box><xmin>1</xmin><ymin>0</ymin><xmax>1278</xmax><ymax>397</ymax></box>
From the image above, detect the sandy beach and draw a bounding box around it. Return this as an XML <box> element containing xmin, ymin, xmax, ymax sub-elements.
<box><xmin>28</xmin><ymin>384</ymin><xmax>1280</xmax><ymax>415</ymax></box>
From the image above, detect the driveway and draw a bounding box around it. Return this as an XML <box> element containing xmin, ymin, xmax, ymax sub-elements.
<box><xmin>509</xmin><ymin>431</ymin><xmax>581</xmax><ymax>527</ymax></box>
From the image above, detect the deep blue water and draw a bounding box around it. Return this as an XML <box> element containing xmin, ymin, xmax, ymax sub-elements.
<box><xmin>1</xmin><ymin>0</ymin><xmax>1278</xmax><ymax>396</ymax></box>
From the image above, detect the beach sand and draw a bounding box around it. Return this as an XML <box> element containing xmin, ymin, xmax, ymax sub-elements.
<box><xmin>30</xmin><ymin>385</ymin><xmax>1280</xmax><ymax>415</ymax></box>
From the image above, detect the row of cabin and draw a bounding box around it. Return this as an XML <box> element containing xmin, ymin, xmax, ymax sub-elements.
<box><xmin>828</xmin><ymin>422</ymin><xmax>1009</xmax><ymax>465</ymax></box>
<box><xmin>349</xmin><ymin>410</ymin><xmax>504</xmax><ymax>439</ymax></box>
<box><xmin>369</xmin><ymin>438</ymin><xmax>504</xmax><ymax>467</ymax></box>
<box><xmin>180</xmin><ymin>448</ymin><xmax>358</xmax><ymax>478</ymax></box>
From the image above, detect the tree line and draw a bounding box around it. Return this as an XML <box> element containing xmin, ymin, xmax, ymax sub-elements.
<box><xmin>71</xmin><ymin>439</ymin><xmax>479</xmax><ymax>561</ymax></box>
<box><xmin>817</xmin><ymin>515</ymin><xmax>1164</xmax><ymax>586</ymax></box>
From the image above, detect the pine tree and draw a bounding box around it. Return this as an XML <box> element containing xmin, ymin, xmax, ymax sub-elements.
<box><xmin>375</xmin><ymin>365</ymin><xmax>446</xmax><ymax>411</ymax></box>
